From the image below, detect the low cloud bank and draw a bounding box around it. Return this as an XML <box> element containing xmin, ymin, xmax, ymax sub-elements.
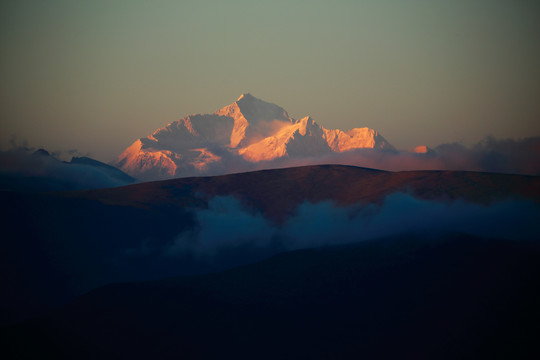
<box><xmin>167</xmin><ymin>194</ymin><xmax>540</xmax><ymax>258</ymax></box>
<box><xmin>264</xmin><ymin>136</ymin><xmax>540</xmax><ymax>176</ymax></box>
<box><xmin>164</xmin><ymin>136</ymin><xmax>540</xmax><ymax>179</ymax></box>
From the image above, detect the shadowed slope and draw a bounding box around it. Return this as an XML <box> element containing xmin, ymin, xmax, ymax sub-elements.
<box><xmin>4</xmin><ymin>234</ymin><xmax>540</xmax><ymax>359</ymax></box>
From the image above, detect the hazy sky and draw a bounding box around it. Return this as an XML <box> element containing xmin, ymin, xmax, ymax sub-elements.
<box><xmin>1</xmin><ymin>0</ymin><xmax>539</xmax><ymax>162</ymax></box>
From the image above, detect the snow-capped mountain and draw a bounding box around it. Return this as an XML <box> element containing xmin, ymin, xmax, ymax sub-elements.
<box><xmin>115</xmin><ymin>94</ymin><xmax>394</xmax><ymax>180</ymax></box>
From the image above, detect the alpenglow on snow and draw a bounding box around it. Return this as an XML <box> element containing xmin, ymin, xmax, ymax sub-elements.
<box><xmin>115</xmin><ymin>94</ymin><xmax>394</xmax><ymax>180</ymax></box>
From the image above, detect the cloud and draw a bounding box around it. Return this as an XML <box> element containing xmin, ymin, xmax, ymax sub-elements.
<box><xmin>6</xmin><ymin>134</ymin><xmax>35</xmax><ymax>152</ymax></box>
<box><xmin>166</xmin><ymin>194</ymin><xmax>540</xmax><ymax>259</ymax></box>
<box><xmin>466</xmin><ymin>136</ymin><xmax>540</xmax><ymax>175</ymax></box>
<box><xmin>166</xmin><ymin>196</ymin><xmax>277</xmax><ymax>257</ymax></box>
<box><xmin>266</xmin><ymin>136</ymin><xmax>540</xmax><ymax>176</ymax></box>
<box><xmin>184</xmin><ymin>136</ymin><xmax>540</xmax><ymax>178</ymax></box>
<box><xmin>0</xmin><ymin>148</ymin><xmax>134</xmax><ymax>191</ymax></box>
<box><xmin>50</xmin><ymin>148</ymin><xmax>90</xmax><ymax>161</ymax></box>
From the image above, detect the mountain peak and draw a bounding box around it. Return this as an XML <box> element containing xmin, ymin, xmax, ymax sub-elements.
<box><xmin>298</xmin><ymin>116</ymin><xmax>314</xmax><ymax>124</ymax></box>
<box><xmin>237</xmin><ymin>93</ymin><xmax>255</xmax><ymax>101</ymax></box>
<box><xmin>412</xmin><ymin>145</ymin><xmax>435</xmax><ymax>155</ymax></box>
<box><xmin>116</xmin><ymin>94</ymin><xmax>394</xmax><ymax>180</ymax></box>
<box><xmin>33</xmin><ymin>148</ymin><xmax>51</xmax><ymax>157</ymax></box>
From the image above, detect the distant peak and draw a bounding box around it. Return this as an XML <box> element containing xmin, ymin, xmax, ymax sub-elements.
<box><xmin>412</xmin><ymin>145</ymin><xmax>435</xmax><ymax>155</ymax></box>
<box><xmin>237</xmin><ymin>93</ymin><xmax>255</xmax><ymax>101</ymax></box>
<box><xmin>33</xmin><ymin>148</ymin><xmax>50</xmax><ymax>157</ymax></box>
<box><xmin>297</xmin><ymin>116</ymin><xmax>315</xmax><ymax>125</ymax></box>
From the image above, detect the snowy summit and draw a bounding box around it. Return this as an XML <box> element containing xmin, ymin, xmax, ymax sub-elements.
<box><xmin>115</xmin><ymin>94</ymin><xmax>394</xmax><ymax>180</ymax></box>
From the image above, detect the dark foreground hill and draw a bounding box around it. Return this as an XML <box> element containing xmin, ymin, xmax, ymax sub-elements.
<box><xmin>1</xmin><ymin>165</ymin><xmax>539</xmax><ymax>326</ymax></box>
<box><xmin>3</xmin><ymin>234</ymin><xmax>540</xmax><ymax>359</ymax></box>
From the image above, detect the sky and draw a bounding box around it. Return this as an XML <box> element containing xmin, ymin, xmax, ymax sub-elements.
<box><xmin>1</xmin><ymin>0</ymin><xmax>539</xmax><ymax>162</ymax></box>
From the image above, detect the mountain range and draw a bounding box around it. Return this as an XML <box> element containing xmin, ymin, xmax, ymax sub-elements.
<box><xmin>0</xmin><ymin>149</ymin><xmax>135</xmax><ymax>192</ymax></box>
<box><xmin>2</xmin><ymin>95</ymin><xmax>540</xmax><ymax>358</ymax></box>
<box><xmin>115</xmin><ymin>94</ymin><xmax>394</xmax><ymax>180</ymax></box>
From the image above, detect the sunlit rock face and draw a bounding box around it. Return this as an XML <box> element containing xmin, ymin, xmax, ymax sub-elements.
<box><xmin>115</xmin><ymin>94</ymin><xmax>394</xmax><ymax>180</ymax></box>
<box><xmin>215</xmin><ymin>93</ymin><xmax>293</xmax><ymax>148</ymax></box>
